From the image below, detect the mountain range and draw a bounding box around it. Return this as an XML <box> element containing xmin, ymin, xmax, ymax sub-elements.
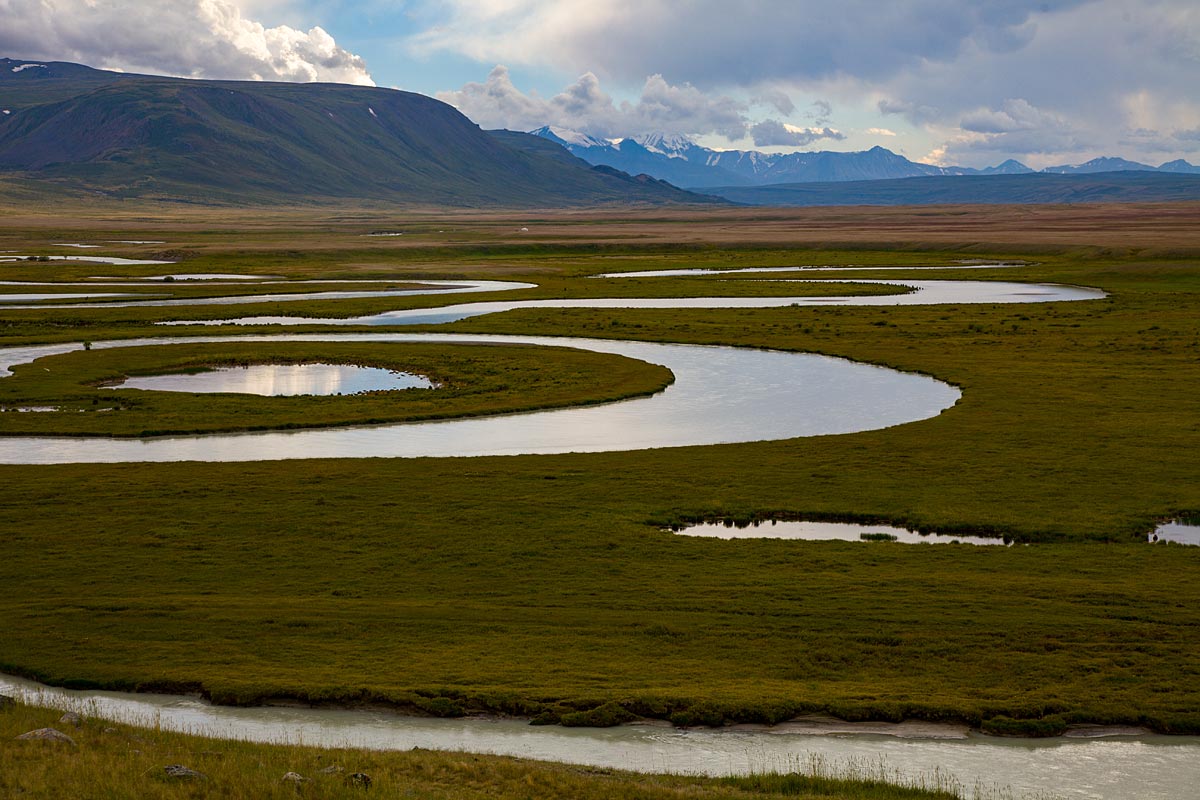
<box><xmin>0</xmin><ymin>58</ymin><xmax>713</xmax><ymax>207</ymax></box>
<box><xmin>2</xmin><ymin>57</ymin><xmax>1196</xmax><ymax>209</ymax></box>
<box><xmin>704</xmin><ymin>171</ymin><xmax>1200</xmax><ymax>207</ymax></box>
<box><xmin>531</xmin><ymin>126</ymin><xmax>1200</xmax><ymax>188</ymax></box>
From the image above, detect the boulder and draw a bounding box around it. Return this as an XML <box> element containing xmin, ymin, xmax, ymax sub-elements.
<box><xmin>346</xmin><ymin>771</ymin><xmax>372</xmax><ymax>789</ymax></box>
<box><xmin>282</xmin><ymin>771</ymin><xmax>309</xmax><ymax>784</ymax></box>
<box><xmin>15</xmin><ymin>727</ymin><xmax>76</xmax><ymax>746</ymax></box>
<box><xmin>59</xmin><ymin>711</ymin><xmax>83</xmax><ymax>728</ymax></box>
<box><xmin>163</xmin><ymin>764</ymin><xmax>208</xmax><ymax>781</ymax></box>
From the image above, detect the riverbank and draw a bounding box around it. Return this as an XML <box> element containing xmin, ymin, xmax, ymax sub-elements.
<box><xmin>0</xmin><ymin>700</ymin><xmax>965</xmax><ymax>800</ymax></box>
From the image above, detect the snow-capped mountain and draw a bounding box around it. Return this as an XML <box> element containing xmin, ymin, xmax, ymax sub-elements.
<box><xmin>530</xmin><ymin>126</ymin><xmax>1195</xmax><ymax>187</ymax></box>
<box><xmin>528</xmin><ymin>126</ymin><xmax>616</xmax><ymax>151</ymax></box>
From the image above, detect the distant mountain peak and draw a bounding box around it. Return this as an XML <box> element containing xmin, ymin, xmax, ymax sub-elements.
<box><xmin>1043</xmin><ymin>156</ymin><xmax>1155</xmax><ymax>174</ymax></box>
<box><xmin>633</xmin><ymin>132</ymin><xmax>696</xmax><ymax>152</ymax></box>
<box><xmin>525</xmin><ymin>121</ymin><xmax>1192</xmax><ymax>187</ymax></box>
<box><xmin>528</xmin><ymin>125</ymin><xmax>614</xmax><ymax>150</ymax></box>
<box><xmin>1157</xmin><ymin>159</ymin><xmax>1200</xmax><ymax>174</ymax></box>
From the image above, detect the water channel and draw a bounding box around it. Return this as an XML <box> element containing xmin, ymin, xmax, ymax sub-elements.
<box><xmin>0</xmin><ymin>332</ymin><xmax>959</xmax><ymax>464</ymax></box>
<box><xmin>2</xmin><ymin>672</ymin><xmax>1196</xmax><ymax>800</ymax></box>
<box><xmin>192</xmin><ymin>280</ymin><xmax>1104</xmax><ymax>326</ymax></box>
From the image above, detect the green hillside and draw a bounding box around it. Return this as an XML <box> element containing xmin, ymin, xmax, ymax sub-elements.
<box><xmin>0</xmin><ymin>59</ymin><xmax>714</xmax><ymax>207</ymax></box>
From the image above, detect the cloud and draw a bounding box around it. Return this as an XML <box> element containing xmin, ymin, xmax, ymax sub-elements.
<box><xmin>413</xmin><ymin>0</ymin><xmax>1200</xmax><ymax>166</ymax></box>
<box><xmin>807</xmin><ymin>100</ymin><xmax>833</xmax><ymax>126</ymax></box>
<box><xmin>866</xmin><ymin>128</ymin><xmax>897</xmax><ymax>137</ymax></box>
<box><xmin>749</xmin><ymin>120</ymin><xmax>844</xmax><ymax>148</ymax></box>
<box><xmin>439</xmin><ymin>66</ymin><xmax>750</xmax><ymax>139</ymax></box>
<box><xmin>0</xmin><ymin>0</ymin><xmax>373</xmax><ymax>85</ymax></box>
<box><xmin>413</xmin><ymin>0</ymin><xmax>1090</xmax><ymax>86</ymax></box>
<box><xmin>872</xmin><ymin>0</ymin><xmax>1200</xmax><ymax>165</ymax></box>
<box><xmin>960</xmin><ymin>98</ymin><xmax>1063</xmax><ymax>134</ymax></box>
<box><xmin>752</xmin><ymin>90</ymin><xmax>796</xmax><ymax>116</ymax></box>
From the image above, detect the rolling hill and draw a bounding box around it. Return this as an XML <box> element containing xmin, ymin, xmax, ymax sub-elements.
<box><xmin>0</xmin><ymin>58</ymin><xmax>715</xmax><ymax>207</ymax></box>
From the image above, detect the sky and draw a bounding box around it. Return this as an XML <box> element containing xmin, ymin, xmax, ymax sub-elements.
<box><xmin>1</xmin><ymin>0</ymin><xmax>1198</xmax><ymax>169</ymax></box>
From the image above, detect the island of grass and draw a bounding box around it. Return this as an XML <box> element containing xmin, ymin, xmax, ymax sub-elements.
<box><xmin>0</xmin><ymin>341</ymin><xmax>673</xmax><ymax>436</ymax></box>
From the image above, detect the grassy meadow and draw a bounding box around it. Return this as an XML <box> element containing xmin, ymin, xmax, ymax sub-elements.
<box><xmin>0</xmin><ymin>204</ymin><xmax>1198</xmax><ymax>740</ymax></box>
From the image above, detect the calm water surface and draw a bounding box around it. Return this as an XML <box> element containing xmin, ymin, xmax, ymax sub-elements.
<box><xmin>109</xmin><ymin>363</ymin><xmax>435</xmax><ymax>396</ymax></box>
<box><xmin>1152</xmin><ymin>520</ymin><xmax>1200</xmax><ymax>545</ymax></box>
<box><xmin>0</xmin><ymin>332</ymin><xmax>959</xmax><ymax>464</ymax></box>
<box><xmin>674</xmin><ymin>520</ymin><xmax>1007</xmax><ymax>545</ymax></box>
<box><xmin>195</xmin><ymin>280</ymin><xmax>1104</xmax><ymax>327</ymax></box>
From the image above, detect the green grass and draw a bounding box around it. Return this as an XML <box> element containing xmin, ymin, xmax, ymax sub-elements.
<box><xmin>0</xmin><ymin>702</ymin><xmax>962</xmax><ymax>799</ymax></box>
<box><xmin>0</xmin><ymin>231</ymin><xmax>1198</xmax><ymax>738</ymax></box>
<box><xmin>0</xmin><ymin>341</ymin><xmax>671</xmax><ymax>436</ymax></box>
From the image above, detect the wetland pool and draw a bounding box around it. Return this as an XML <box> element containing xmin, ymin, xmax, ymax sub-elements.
<box><xmin>106</xmin><ymin>363</ymin><xmax>436</xmax><ymax>396</ymax></box>
<box><xmin>1152</xmin><ymin>519</ymin><xmax>1200</xmax><ymax>545</ymax></box>
<box><xmin>672</xmin><ymin>519</ymin><xmax>1008</xmax><ymax>545</ymax></box>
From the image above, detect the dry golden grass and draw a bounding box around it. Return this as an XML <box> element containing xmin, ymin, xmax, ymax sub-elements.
<box><xmin>1</xmin><ymin>199</ymin><xmax>1198</xmax><ymax>252</ymax></box>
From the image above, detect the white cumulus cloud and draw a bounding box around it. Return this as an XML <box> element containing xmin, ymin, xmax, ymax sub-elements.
<box><xmin>0</xmin><ymin>0</ymin><xmax>373</xmax><ymax>85</ymax></box>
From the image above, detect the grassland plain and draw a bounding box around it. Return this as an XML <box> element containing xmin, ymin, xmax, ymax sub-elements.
<box><xmin>0</xmin><ymin>703</ymin><xmax>960</xmax><ymax>800</ymax></box>
<box><xmin>0</xmin><ymin>205</ymin><xmax>1198</xmax><ymax>739</ymax></box>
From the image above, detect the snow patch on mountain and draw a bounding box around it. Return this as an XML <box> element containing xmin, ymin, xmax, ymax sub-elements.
<box><xmin>530</xmin><ymin>125</ymin><xmax>615</xmax><ymax>150</ymax></box>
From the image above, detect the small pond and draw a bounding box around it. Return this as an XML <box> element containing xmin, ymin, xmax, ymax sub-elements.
<box><xmin>107</xmin><ymin>363</ymin><xmax>436</xmax><ymax>397</ymax></box>
<box><xmin>1151</xmin><ymin>519</ymin><xmax>1200</xmax><ymax>546</ymax></box>
<box><xmin>672</xmin><ymin>520</ymin><xmax>1008</xmax><ymax>545</ymax></box>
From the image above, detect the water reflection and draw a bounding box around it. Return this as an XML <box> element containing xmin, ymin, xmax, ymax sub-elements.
<box><xmin>201</xmin><ymin>280</ymin><xmax>1105</xmax><ymax>327</ymax></box>
<box><xmin>1151</xmin><ymin>519</ymin><xmax>1200</xmax><ymax>545</ymax></box>
<box><xmin>673</xmin><ymin>519</ymin><xmax>1007</xmax><ymax>545</ymax></box>
<box><xmin>2</xmin><ymin>280</ymin><xmax>536</xmax><ymax>310</ymax></box>
<box><xmin>108</xmin><ymin>363</ymin><xmax>435</xmax><ymax>397</ymax></box>
<box><xmin>0</xmin><ymin>332</ymin><xmax>959</xmax><ymax>464</ymax></box>
<box><xmin>593</xmin><ymin>263</ymin><xmax>1026</xmax><ymax>278</ymax></box>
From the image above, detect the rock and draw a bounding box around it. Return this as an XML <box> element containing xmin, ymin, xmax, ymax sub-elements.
<box><xmin>282</xmin><ymin>771</ymin><xmax>309</xmax><ymax>784</ymax></box>
<box><xmin>163</xmin><ymin>764</ymin><xmax>208</xmax><ymax>781</ymax></box>
<box><xmin>318</xmin><ymin>764</ymin><xmax>343</xmax><ymax>774</ymax></box>
<box><xmin>59</xmin><ymin>711</ymin><xmax>83</xmax><ymax>728</ymax></box>
<box><xmin>0</xmin><ymin>694</ymin><xmax>14</xmax><ymax>711</ymax></box>
<box><xmin>15</xmin><ymin>728</ymin><xmax>76</xmax><ymax>746</ymax></box>
<box><xmin>345</xmin><ymin>772</ymin><xmax>372</xmax><ymax>789</ymax></box>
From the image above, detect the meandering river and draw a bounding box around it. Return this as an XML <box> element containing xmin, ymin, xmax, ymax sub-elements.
<box><xmin>0</xmin><ymin>332</ymin><xmax>959</xmax><ymax>464</ymax></box>
<box><xmin>0</xmin><ymin>263</ymin><xmax>1164</xmax><ymax>798</ymax></box>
